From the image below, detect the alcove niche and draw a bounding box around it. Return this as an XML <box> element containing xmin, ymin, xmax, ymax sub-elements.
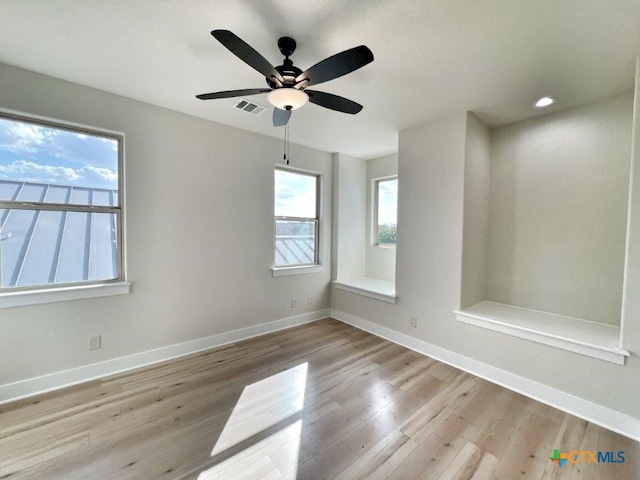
<box><xmin>456</xmin><ymin>82</ymin><xmax>637</xmax><ymax>364</ymax></box>
<box><xmin>332</xmin><ymin>153</ymin><xmax>398</xmax><ymax>304</ymax></box>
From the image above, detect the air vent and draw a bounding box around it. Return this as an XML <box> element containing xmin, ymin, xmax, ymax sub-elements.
<box><xmin>233</xmin><ymin>99</ymin><xmax>267</xmax><ymax>116</ymax></box>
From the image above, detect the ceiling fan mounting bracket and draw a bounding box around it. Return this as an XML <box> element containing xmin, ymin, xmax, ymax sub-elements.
<box><xmin>277</xmin><ymin>37</ymin><xmax>297</xmax><ymax>58</ymax></box>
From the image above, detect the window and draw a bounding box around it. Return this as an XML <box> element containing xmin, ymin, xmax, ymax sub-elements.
<box><xmin>274</xmin><ymin>167</ymin><xmax>320</xmax><ymax>269</ymax></box>
<box><xmin>374</xmin><ymin>177</ymin><xmax>398</xmax><ymax>246</ymax></box>
<box><xmin>0</xmin><ymin>112</ymin><xmax>124</xmax><ymax>293</ymax></box>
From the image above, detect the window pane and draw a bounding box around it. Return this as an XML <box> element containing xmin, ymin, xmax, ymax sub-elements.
<box><xmin>275</xmin><ymin>169</ymin><xmax>317</xmax><ymax>218</ymax></box>
<box><xmin>275</xmin><ymin>220</ymin><xmax>317</xmax><ymax>267</ymax></box>
<box><xmin>0</xmin><ymin>208</ymin><xmax>118</xmax><ymax>288</ymax></box>
<box><xmin>0</xmin><ymin>116</ymin><xmax>118</xmax><ymax>206</ymax></box>
<box><xmin>377</xmin><ymin>178</ymin><xmax>398</xmax><ymax>245</ymax></box>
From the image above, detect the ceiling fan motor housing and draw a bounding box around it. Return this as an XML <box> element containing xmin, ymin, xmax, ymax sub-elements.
<box><xmin>268</xmin><ymin>63</ymin><xmax>304</xmax><ymax>89</ymax></box>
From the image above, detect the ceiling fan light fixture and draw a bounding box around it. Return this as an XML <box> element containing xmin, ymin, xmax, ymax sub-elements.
<box><xmin>535</xmin><ymin>96</ymin><xmax>557</xmax><ymax>108</ymax></box>
<box><xmin>268</xmin><ymin>88</ymin><xmax>309</xmax><ymax>110</ymax></box>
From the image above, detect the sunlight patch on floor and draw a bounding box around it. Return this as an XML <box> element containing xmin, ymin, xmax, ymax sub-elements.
<box><xmin>198</xmin><ymin>363</ymin><xmax>308</xmax><ymax>479</ymax></box>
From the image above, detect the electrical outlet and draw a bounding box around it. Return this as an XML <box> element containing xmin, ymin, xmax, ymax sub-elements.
<box><xmin>410</xmin><ymin>316</ymin><xmax>418</xmax><ymax>328</ymax></box>
<box><xmin>291</xmin><ymin>298</ymin><xmax>297</xmax><ymax>309</ymax></box>
<box><xmin>88</xmin><ymin>335</ymin><xmax>101</xmax><ymax>350</ymax></box>
<box><xmin>307</xmin><ymin>296</ymin><xmax>313</xmax><ymax>305</ymax></box>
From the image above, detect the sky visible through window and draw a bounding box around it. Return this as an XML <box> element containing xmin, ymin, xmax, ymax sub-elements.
<box><xmin>0</xmin><ymin>116</ymin><xmax>118</xmax><ymax>192</ymax></box>
<box><xmin>275</xmin><ymin>169</ymin><xmax>317</xmax><ymax>218</ymax></box>
<box><xmin>378</xmin><ymin>178</ymin><xmax>397</xmax><ymax>225</ymax></box>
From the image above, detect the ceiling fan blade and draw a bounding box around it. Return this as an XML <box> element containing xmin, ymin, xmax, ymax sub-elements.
<box><xmin>306</xmin><ymin>90</ymin><xmax>363</xmax><ymax>114</ymax></box>
<box><xmin>196</xmin><ymin>88</ymin><xmax>271</xmax><ymax>100</ymax></box>
<box><xmin>273</xmin><ymin>108</ymin><xmax>292</xmax><ymax>127</ymax></box>
<box><xmin>296</xmin><ymin>45</ymin><xmax>373</xmax><ymax>87</ymax></box>
<box><xmin>212</xmin><ymin>30</ymin><xmax>283</xmax><ymax>83</ymax></box>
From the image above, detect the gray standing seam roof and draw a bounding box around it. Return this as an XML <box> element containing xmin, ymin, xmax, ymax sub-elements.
<box><xmin>275</xmin><ymin>235</ymin><xmax>315</xmax><ymax>267</ymax></box>
<box><xmin>0</xmin><ymin>180</ymin><xmax>118</xmax><ymax>288</ymax></box>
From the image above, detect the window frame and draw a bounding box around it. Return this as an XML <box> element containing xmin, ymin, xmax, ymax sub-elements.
<box><xmin>0</xmin><ymin>109</ymin><xmax>128</xmax><ymax>305</ymax></box>
<box><xmin>273</xmin><ymin>165</ymin><xmax>323</xmax><ymax>275</ymax></box>
<box><xmin>373</xmin><ymin>175</ymin><xmax>398</xmax><ymax>248</ymax></box>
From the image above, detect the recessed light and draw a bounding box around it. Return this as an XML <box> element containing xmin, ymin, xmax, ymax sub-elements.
<box><xmin>535</xmin><ymin>96</ymin><xmax>557</xmax><ymax>108</ymax></box>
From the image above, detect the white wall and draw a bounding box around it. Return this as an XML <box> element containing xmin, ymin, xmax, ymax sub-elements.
<box><xmin>486</xmin><ymin>94</ymin><xmax>633</xmax><ymax>324</ymax></box>
<box><xmin>461</xmin><ymin>114</ymin><xmax>491</xmax><ymax>308</ymax></box>
<box><xmin>0</xmin><ymin>63</ymin><xmax>332</xmax><ymax>388</ymax></box>
<box><xmin>332</xmin><ymin>153</ymin><xmax>366</xmax><ymax>281</ymax></box>
<box><xmin>332</xmin><ymin>103</ymin><xmax>640</xmax><ymax>421</ymax></box>
<box><xmin>365</xmin><ymin>153</ymin><xmax>398</xmax><ymax>282</ymax></box>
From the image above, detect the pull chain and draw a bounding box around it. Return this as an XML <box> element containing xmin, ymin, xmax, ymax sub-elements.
<box><xmin>283</xmin><ymin>120</ymin><xmax>290</xmax><ymax>165</ymax></box>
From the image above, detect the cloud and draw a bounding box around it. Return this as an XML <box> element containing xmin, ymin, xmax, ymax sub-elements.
<box><xmin>80</xmin><ymin>165</ymin><xmax>118</xmax><ymax>184</ymax></box>
<box><xmin>0</xmin><ymin>117</ymin><xmax>118</xmax><ymax>169</ymax></box>
<box><xmin>275</xmin><ymin>185</ymin><xmax>296</xmax><ymax>199</ymax></box>
<box><xmin>379</xmin><ymin>180</ymin><xmax>397</xmax><ymax>197</ymax></box>
<box><xmin>0</xmin><ymin>160</ymin><xmax>80</xmax><ymax>183</ymax></box>
<box><xmin>0</xmin><ymin>160</ymin><xmax>117</xmax><ymax>189</ymax></box>
<box><xmin>275</xmin><ymin>191</ymin><xmax>316</xmax><ymax>217</ymax></box>
<box><xmin>0</xmin><ymin>122</ymin><xmax>58</xmax><ymax>155</ymax></box>
<box><xmin>275</xmin><ymin>185</ymin><xmax>317</xmax><ymax>217</ymax></box>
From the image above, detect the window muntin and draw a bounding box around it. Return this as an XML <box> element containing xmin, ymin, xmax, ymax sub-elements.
<box><xmin>0</xmin><ymin>112</ymin><xmax>123</xmax><ymax>290</ymax></box>
<box><xmin>374</xmin><ymin>177</ymin><xmax>398</xmax><ymax>246</ymax></box>
<box><xmin>274</xmin><ymin>167</ymin><xmax>320</xmax><ymax>268</ymax></box>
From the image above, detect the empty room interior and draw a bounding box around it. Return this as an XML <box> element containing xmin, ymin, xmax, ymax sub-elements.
<box><xmin>1</xmin><ymin>1</ymin><xmax>640</xmax><ymax>479</ymax></box>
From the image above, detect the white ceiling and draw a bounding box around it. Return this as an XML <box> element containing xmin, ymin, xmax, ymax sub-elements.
<box><xmin>0</xmin><ymin>0</ymin><xmax>639</xmax><ymax>159</ymax></box>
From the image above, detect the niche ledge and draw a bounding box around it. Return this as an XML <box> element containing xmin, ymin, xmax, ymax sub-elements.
<box><xmin>454</xmin><ymin>301</ymin><xmax>629</xmax><ymax>365</ymax></box>
<box><xmin>333</xmin><ymin>278</ymin><xmax>396</xmax><ymax>304</ymax></box>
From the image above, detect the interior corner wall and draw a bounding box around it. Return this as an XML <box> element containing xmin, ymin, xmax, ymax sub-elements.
<box><xmin>621</xmin><ymin>56</ymin><xmax>640</xmax><ymax>350</ymax></box>
<box><xmin>332</xmin><ymin>153</ymin><xmax>366</xmax><ymax>281</ymax></box>
<box><xmin>0</xmin><ymin>63</ymin><xmax>332</xmax><ymax>388</ymax></box>
<box><xmin>365</xmin><ymin>154</ymin><xmax>398</xmax><ymax>282</ymax></box>
<box><xmin>460</xmin><ymin>113</ymin><xmax>490</xmax><ymax>308</ymax></box>
<box><xmin>486</xmin><ymin>93</ymin><xmax>633</xmax><ymax>324</ymax></box>
<box><xmin>332</xmin><ymin>109</ymin><xmax>640</xmax><ymax>421</ymax></box>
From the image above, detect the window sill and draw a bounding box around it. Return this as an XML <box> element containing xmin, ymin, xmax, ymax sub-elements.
<box><xmin>455</xmin><ymin>301</ymin><xmax>629</xmax><ymax>365</ymax></box>
<box><xmin>0</xmin><ymin>281</ymin><xmax>131</xmax><ymax>309</ymax></box>
<box><xmin>272</xmin><ymin>265</ymin><xmax>324</xmax><ymax>277</ymax></box>
<box><xmin>333</xmin><ymin>278</ymin><xmax>396</xmax><ymax>304</ymax></box>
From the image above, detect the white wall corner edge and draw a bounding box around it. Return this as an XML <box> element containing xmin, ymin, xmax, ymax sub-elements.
<box><xmin>330</xmin><ymin>308</ymin><xmax>640</xmax><ymax>442</ymax></box>
<box><xmin>0</xmin><ymin>308</ymin><xmax>331</xmax><ymax>405</ymax></box>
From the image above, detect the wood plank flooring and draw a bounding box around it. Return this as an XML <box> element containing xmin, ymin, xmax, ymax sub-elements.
<box><xmin>0</xmin><ymin>319</ymin><xmax>638</xmax><ymax>479</ymax></box>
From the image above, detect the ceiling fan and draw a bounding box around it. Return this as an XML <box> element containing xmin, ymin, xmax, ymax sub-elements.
<box><xmin>196</xmin><ymin>30</ymin><xmax>374</xmax><ymax>126</ymax></box>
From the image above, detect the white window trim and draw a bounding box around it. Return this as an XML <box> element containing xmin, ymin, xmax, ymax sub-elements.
<box><xmin>0</xmin><ymin>109</ymin><xmax>128</xmax><ymax>305</ymax></box>
<box><xmin>0</xmin><ymin>281</ymin><xmax>131</xmax><ymax>309</ymax></box>
<box><xmin>372</xmin><ymin>175</ymin><xmax>398</xmax><ymax>248</ymax></box>
<box><xmin>272</xmin><ymin>264</ymin><xmax>325</xmax><ymax>277</ymax></box>
<box><xmin>273</xmin><ymin>165</ymin><xmax>323</xmax><ymax>274</ymax></box>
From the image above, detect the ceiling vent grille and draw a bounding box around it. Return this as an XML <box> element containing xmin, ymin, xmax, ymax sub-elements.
<box><xmin>233</xmin><ymin>99</ymin><xmax>267</xmax><ymax>116</ymax></box>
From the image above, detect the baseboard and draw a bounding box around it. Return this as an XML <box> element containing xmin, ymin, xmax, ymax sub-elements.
<box><xmin>331</xmin><ymin>308</ymin><xmax>640</xmax><ymax>442</ymax></box>
<box><xmin>0</xmin><ymin>309</ymin><xmax>330</xmax><ymax>405</ymax></box>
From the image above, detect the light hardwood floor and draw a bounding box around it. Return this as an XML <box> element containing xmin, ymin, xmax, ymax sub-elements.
<box><xmin>0</xmin><ymin>319</ymin><xmax>638</xmax><ymax>479</ymax></box>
